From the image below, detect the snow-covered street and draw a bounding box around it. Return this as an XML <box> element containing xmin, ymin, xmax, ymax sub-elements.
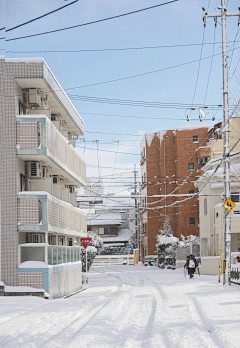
<box><xmin>0</xmin><ymin>265</ymin><xmax>240</xmax><ymax>348</ymax></box>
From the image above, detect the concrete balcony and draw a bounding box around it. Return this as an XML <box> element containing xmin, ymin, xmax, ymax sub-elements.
<box><xmin>17</xmin><ymin>192</ymin><xmax>87</xmax><ymax>237</ymax></box>
<box><xmin>16</xmin><ymin>115</ymin><xmax>86</xmax><ymax>186</ymax></box>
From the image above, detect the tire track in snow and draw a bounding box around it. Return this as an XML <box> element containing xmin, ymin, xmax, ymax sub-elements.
<box><xmin>40</xmin><ymin>270</ymin><xmax>127</xmax><ymax>348</ymax></box>
<box><xmin>189</xmin><ymin>295</ymin><xmax>232</xmax><ymax>348</ymax></box>
<box><xmin>0</xmin><ymin>270</ymin><xmax>124</xmax><ymax>348</ymax></box>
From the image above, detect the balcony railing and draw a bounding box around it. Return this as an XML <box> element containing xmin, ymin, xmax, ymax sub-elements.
<box><xmin>18</xmin><ymin>243</ymin><xmax>82</xmax><ymax>266</ymax></box>
<box><xmin>17</xmin><ymin>192</ymin><xmax>87</xmax><ymax>237</ymax></box>
<box><xmin>16</xmin><ymin>115</ymin><xmax>86</xmax><ymax>186</ymax></box>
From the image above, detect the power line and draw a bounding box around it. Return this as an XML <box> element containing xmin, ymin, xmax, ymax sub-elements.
<box><xmin>6</xmin><ymin>0</ymin><xmax>178</xmax><ymax>41</ymax></box>
<box><xmin>69</xmin><ymin>95</ymin><xmax>225</xmax><ymax>110</ymax></box>
<box><xmin>4</xmin><ymin>40</ymin><xmax>240</xmax><ymax>53</ymax></box>
<box><xmin>5</xmin><ymin>0</ymin><xmax>79</xmax><ymax>32</ymax></box>
<box><xmin>61</xmin><ymin>47</ymin><xmax>240</xmax><ymax>90</ymax></box>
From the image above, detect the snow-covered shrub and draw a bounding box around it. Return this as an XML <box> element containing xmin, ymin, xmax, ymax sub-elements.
<box><xmin>156</xmin><ymin>217</ymin><xmax>179</xmax><ymax>264</ymax></box>
<box><xmin>81</xmin><ymin>231</ymin><xmax>103</xmax><ymax>272</ymax></box>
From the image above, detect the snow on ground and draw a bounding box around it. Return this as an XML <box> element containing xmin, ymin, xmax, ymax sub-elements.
<box><xmin>0</xmin><ymin>266</ymin><xmax>240</xmax><ymax>348</ymax></box>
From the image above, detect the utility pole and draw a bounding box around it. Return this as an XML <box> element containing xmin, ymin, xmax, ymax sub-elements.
<box><xmin>134</xmin><ymin>164</ymin><xmax>138</xmax><ymax>250</ymax></box>
<box><xmin>203</xmin><ymin>2</ymin><xmax>240</xmax><ymax>285</ymax></box>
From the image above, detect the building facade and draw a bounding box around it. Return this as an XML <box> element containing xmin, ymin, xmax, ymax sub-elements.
<box><xmin>196</xmin><ymin>152</ymin><xmax>240</xmax><ymax>257</ymax></box>
<box><xmin>0</xmin><ymin>57</ymin><xmax>87</xmax><ymax>298</ymax></box>
<box><xmin>140</xmin><ymin>123</ymin><xmax>216</xmax><ymax>258</ymax></box>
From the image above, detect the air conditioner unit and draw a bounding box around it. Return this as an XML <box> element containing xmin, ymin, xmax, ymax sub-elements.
<box><xmin>51</xmin><ymin>114</ymin><xmax>62</xmax><ymax>122</ymax></box>
<box><xmin>27</xmin><ymin>161</ymin><xmax>43</xmax><ymax>179</ymax></box>
<box><xmin>52</xmin><ymin>175</ymin><xmax>61</xmax><ymax>184</ymax></box>
<box><xmin>28</xmin><ymin>89</ymin><xmax>42</xmax><ymax>106</ymax></box>
<box><xmin>198</xmin><ymin>157</ymin><xmax>207</xmax><ymax>165</ymax></box>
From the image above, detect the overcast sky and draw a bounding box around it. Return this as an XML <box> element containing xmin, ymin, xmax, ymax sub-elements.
<box><xmin>2</xmin><ymin>0</ymin><xmax>240</xmax><ymax>195</ymax></box>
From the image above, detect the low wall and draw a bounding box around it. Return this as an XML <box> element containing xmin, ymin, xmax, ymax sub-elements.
<box><xmin>176</xmin><ymin>246</ymin><xmax>200</xmax><ymax>260</ymax></box>
<box><xmin>200</xmin><ymin>256</ymin><xmax>221</xmax><ymax>275</ymax></box>
<box><xmin>92</xmin><ymin>255</ymin><xmax>134</xmax><ymax>266</ymax></box>
<box><xmin>18</xmin><ymin>261</ymin><xmax>82</xmax><ymax>299</ymax></box>
<box><xmin>176</xmin><ymin>260</ymin><xmax>185</xmax><ymax>269</ymax></box>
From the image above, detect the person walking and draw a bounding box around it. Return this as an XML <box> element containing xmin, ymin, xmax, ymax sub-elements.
<box><xmin>187</xmin><ymin>254</ymin><xmax>197</xmax><ymax>279</ymax></box>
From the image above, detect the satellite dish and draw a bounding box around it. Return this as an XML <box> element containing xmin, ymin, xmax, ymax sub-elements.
<box><xmin>199</xmin><ymin>108</ymin><xmax>206</xmax><ymax>117</ymax></box>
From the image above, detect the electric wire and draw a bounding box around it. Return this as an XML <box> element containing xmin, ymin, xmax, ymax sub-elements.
<box><xmin>4</xmin><ymin>40</ymin><xmax>240</xmax><ymax>53</ymax></box>
<box><xmin>63</xmin><ymin>47</ymin><xmax>240</xmax><ymax>90</ymax></box>
<box><xmin>6</xmin><ymin>1</ymin><xmax>178</xmax><ymax>41</ymax></box>
<box><xmin>5</xmin><ymin>0</ymin><xmax>79</xmax><ymax>32</ymax></box>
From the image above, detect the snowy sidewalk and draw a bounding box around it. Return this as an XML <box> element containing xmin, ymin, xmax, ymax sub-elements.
<box><xmin>0</xmin><ymin>266</ymin><xmax>240</xmax><ymax>348</ymax></box>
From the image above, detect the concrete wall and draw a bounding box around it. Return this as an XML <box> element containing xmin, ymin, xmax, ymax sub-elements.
<box><xmin>200</xmin><ymin>256</ymin><xmax>221</xmax><ymax>275</ymax></box>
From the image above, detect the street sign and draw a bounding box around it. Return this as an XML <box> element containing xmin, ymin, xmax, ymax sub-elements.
<box><xmin>222</xmin><ymin>199</ymin><xmax>235</xmax><ymax>212</ymax></box>
<box><xmin>126</xmin><ymin>245</ymin><xmax>131</xmax><ymax>249</ymax></box>
<box><xmin>80</xmin><ymin>237</ymin><xmax>92</xmax><ymax>249</ymax></box>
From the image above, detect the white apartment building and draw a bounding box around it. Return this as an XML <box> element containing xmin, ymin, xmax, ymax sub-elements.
<box><xmin>0</xmin><ymin>57</ymin><xmax>87</xmax><ymax>298</ymax></box>
<box><xmin>195</xmin><ymin>149</ymin><xmax>240</xmax><ymax>257</ymax></box>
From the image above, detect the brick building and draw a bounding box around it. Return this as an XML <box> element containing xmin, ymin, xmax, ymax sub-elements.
<box><xmin>140</xmin><ymin>123</ymin><xmax>216</xmax><ymax>258</ymax></box>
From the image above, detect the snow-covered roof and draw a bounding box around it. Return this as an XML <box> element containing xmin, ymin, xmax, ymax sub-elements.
<box><xmin>176</xmin><ymin>123</ymin><xmax>215</xmax><ymax>132</ymax></box>
<box><xmin>87</xmin><ymin>213</ymin><xmax>123</xmax><ymax>226</ymax></box>
<box><xmin>195</xmin><ymin>162</ymin><xmax>240</xmax><ymax>187</ymax></box>
<box><xmin>202</xmin><ymin>150</ymin><xmax>240</xmax><ymax>172</ymax></box>
<box><xmin>101</xmin><ymin>229</ymin><xmax>130</xmax><ymax>242</ymax></box>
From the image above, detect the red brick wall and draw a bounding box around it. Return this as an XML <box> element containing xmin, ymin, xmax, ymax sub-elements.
<box><xmin>141</xmin><ymin>127</ymin><xmax>212</xmax><ymax>256</ymax></box>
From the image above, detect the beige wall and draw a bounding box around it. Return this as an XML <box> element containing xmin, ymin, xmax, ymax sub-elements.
<box><xmin>230</xmin><ymin>117</ymin><xmax>240</xmax><ymax>152</ymax></box>
<box><xmin>88</xmin><ymin>225</ymin><xmax>118</xmax><ymax>237</ymax></box>
<box><xmin>215</xmin><ymin>204</ymin><xmax>240</xmax><ymax>254</ymax></box>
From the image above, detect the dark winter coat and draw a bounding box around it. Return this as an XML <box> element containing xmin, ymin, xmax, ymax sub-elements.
<box><xmin>186</xmin><ymin>258</ymin><xmax>197</xmax><ymax>272</ymax></box>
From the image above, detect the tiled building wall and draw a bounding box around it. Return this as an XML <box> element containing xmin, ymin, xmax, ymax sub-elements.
<box><xmin>0</xmin><ymin>59</ymin><xmax>44</xmax><ymax>285</ymax></box>
<box><xmin>76</xmin><ymin>266</ymin><xmax>82</xmax><ymax>286</ymax></box>
<box><xmin>18</xmin><ymin>272</ymin><xmax>43</xmax><ymax>288</ymax></box>
<box><xmin>50</xmin><ymin>270</ymin><xmax>59</xmax><ymax>297</ymax></box>
<box><xmin>68</xmin><ymin>268</ymin><xmax>75</xmax><ymax>289</ymax></box>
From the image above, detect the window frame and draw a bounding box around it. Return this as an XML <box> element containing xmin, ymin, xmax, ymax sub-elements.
<box><xmin>193</xmin><ymin>135</ymin><xmax>199</xmax><ymax>143</ymax></box>
<box><xmin>189</xmin><ymin>217</ymin><xmax>195</xmax><ymax>225</ymax></box>
<box><xmin>188</xmin><ymin>163</ymin><xmax>194</xmax><ymax>171</ymax></box>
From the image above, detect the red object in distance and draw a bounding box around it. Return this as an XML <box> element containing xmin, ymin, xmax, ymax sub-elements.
<box><xmin>80</xmin><ymin>237</ymin><xmax>92</xmax><ymax>249</ymax></box>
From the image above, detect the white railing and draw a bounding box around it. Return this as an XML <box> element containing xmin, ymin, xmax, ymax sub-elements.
<box><xmin>19</xmin><ymin>243</ymin><xmax>81</xmax><ymax>265</ymax></box>
<box><xmin>16</xmin><ymin>115</ymin><xmax>86</xmax><ymax>185</ymax></box>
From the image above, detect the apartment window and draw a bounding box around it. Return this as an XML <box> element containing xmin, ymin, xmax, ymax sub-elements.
<box><xmin>204</xmin><ymin>198</ymin><xmax>207</xmax><ymax>215</ymax></box>
<box><xmin>104</xmin><ymin>227</ymin><xmax>110</xmax><ymax>235</ymax></box>
<box><xmin>110</xmin><ymin>227</ymin><xmax>117</xmax><ymax>234</ymax></box>
<box><xmin>216</xmin><ymin>212</ymin><xmax>219</xmax><ymax>218</ymax></box>
<box><xmin>231</xmin><ymin>192</ymin><xmax>239</xmax><ymax>203</ymax></box>
<box><xmin>189</xmin><ymin>190</ymin><xmax>194</xmax><ymax>195</ymax></box>
<box><xmin>87</xmin><ymin>227</ymin><xmax>91</xmax><ymax>232</ymax></box>
<box><xmin>233</xmin><ymin>211</ymin><xmax>240</xmax><ymax>215</ymax></box>
<box><xmin>193</xmin><ymin>135</ymin><xmax>198</xmax><ymax>143</ymax></box>
<box><xmin>188</xmin><ymin>163</ymin><xmax>194</xmax><ymax>171</ymax></box>
<box><xmin>189</xmin><ymin>217</ymin><xmax>195</xmax><ymax>225</ymax></box>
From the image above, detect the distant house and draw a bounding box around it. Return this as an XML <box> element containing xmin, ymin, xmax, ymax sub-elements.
<box><xmin>77</xmin><ymin>182</ymin><xmax>131</xmax><ymax>250</ymax></box>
